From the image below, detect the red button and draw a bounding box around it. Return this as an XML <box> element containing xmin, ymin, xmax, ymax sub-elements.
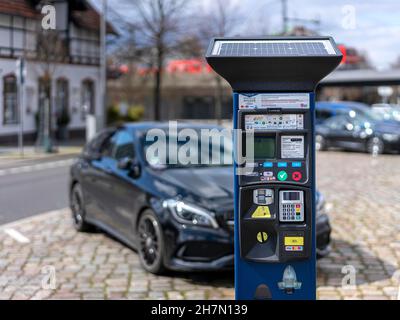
<box><xmin>292</xmin><ymin>171</ymin><xmax>302</xmax><ymax>181</ymax></box>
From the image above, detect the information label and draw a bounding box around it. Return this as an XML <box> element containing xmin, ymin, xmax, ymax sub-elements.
<box><xmin>281</xmin><ymin>136</ymin><xmax>305</xmax><ymax>159</ymax></box>
<box><xmin>239</xmin><ymin>93</ymin><xmax>310</xmax><ymax>109</ymax></box>
<box><xmin>245</xmin><ymin>114</ymin><xmax>304</xmax><ymax>130</ymax></box>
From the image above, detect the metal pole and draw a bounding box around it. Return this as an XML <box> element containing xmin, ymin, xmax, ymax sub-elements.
<box><xmin>100</xmin><ymin>0</ymin><xmax>107</xmax><ymax>130</ymax></box>
<box><xmin>19</xmin><ymin>80</ymin><xmax>24</xmax><ymax>157</ymax></box>
<box><xmin>18</xmin><ymin>58</ymin><xmax>25</xmax><ymax>157</ymax></box>
<box><xmin>44</xmin><ymin>98</ymin><xmax>51</xmax><ymax>153</ymax></box>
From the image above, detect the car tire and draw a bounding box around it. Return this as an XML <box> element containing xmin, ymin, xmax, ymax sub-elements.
<box><xmin>70</xmin><ymin>183</ymin><xmax>94</xmax><ymax>232</ymax></box>
<box><xmin>137</xmin><ymin>209</ymin><xmax>166</xmax><ymax>275</ymax></box>
<box><xmin>367</xmin><ymin>137</ymin><xmax>384</xmax><ymax>155</ymax></box>
<box><xmin>316</xmin><ymin>135</ymin><xmax>327</xmax><ymax>151</ymax></box>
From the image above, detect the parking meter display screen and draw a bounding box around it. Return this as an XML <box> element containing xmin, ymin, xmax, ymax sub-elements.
<box><xmin>283</xmin><ymin>191</ymin><xmax>301</xmax><ymax>201</ymax></box>
<box><xmin>252</xmin><ymin>136</ymin><xmax>275</xmax><ymax>159</ymax></box>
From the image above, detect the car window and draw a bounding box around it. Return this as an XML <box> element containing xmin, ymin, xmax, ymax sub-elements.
<box><xmin>316</xmin><ymin>110</ymin><xmax>333</xmax><ymax>121</ymax></box>
<box><xmin>142</xmin><ymin>130</ymin><xmax>233</xmax><ymax>168</ymax></box>
<box><xmin>112</xmin><ymin>130</ymin><xmax>135</xmax><ymax>161</ymax></box>
<box><xmin>323</xmin><ymin>116</ymin><xmax>346</xmax><ymax>130</ymax></box>
<box><xmin>100</xmin><ymin>135</ymin><xmax>115</xmax><ymax>158</ymax></box>
<box><xmin>83</xmin><ymin>130</ymin><xmax>115</xmax><ymax>157</ymax></box>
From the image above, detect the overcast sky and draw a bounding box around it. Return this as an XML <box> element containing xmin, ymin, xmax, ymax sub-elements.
<box><xmin>244</xmin><ymin>0</ymin><xmax>400</xmax><ymax>70</ymax></box>
<box><xmin>97</xmin><ymin>0</ymin><xmax>400</xmax><ymax>70</ymax></box>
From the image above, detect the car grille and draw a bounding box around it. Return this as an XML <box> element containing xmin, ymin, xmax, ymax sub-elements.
<box><xmin>177</xmin><ymin>241</ymin><xmax>233</xmax><ymax>261</ymax></box>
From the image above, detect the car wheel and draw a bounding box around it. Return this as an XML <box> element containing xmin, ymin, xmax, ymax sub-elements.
<box><xmin>316</xmin><ymin>135</ymin><xmax>327</xmax><ymax>151</ymax></box>
<box><xmin>137</xmin><ymin>210</ymin><xmax>166</xmax><ymax>274</ymax></box>
<box><xmin>367</xmin><ymin>137</ymin><xmax>384</xmax><ymax>155</ymax></box>
<box><xmin>70</xmin><ymin>183</ymin><xmax>93</xmax><ymax>232</ymax></box>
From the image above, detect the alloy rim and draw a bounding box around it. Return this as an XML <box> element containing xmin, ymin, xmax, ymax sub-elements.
<box><xmin>138</xmin><ymin>216</ymin><xmax>160</xmax><ymax>267</ymax></box>
<box><xmin>71</xmin><ymin>190</ymin><xmax>83</xmax><ymax>227</ymax></box>
<box><xmin>369</xmin><ymin>137</ymin><xmax>383</xmax><ymax>155</ymax></box>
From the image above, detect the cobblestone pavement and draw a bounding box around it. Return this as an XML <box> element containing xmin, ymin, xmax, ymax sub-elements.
<box><xmin>316</xmin><ymin>152</ymin><xmax>400</xmax><ymax>300</ymax></box>
<box><xmin>0</xmin><ymin>151</ymin><xmax>399</xmax><ymax>300</ymax></box>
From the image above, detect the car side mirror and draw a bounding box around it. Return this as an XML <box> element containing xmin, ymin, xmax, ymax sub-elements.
<box><xmin>117</xmin><ymin>157</ymin><xmax>132</xmax><ymax>170</ymax></box>
<box><xmin>130</xmin><ymin>161</ymin><xmax>141</xmax><ymax>179</ymax></box>
<box><xmin>118</xmin><ymin>157</ymin><xmax>141</xmax><ymax>179</ymax></box>
<box><xmin>89</xmin><ymin>152</ymin><xmax>102</xmax><ymax>161</ymax></box>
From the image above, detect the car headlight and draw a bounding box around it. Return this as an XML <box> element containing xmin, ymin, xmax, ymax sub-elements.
<box><xmin>382</xmin><ymin>133</ymin><xmax>400</xmax><ymax>142</ymax></box>
<box><xmin>163</xmin><ymin>199</ymin><xmax>219</xmax><ymax>229</ymax></box>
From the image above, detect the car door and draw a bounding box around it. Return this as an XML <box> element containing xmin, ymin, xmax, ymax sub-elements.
<box><xmin>85</xmin><ymin>132</ymin><xmax>119</xmax><ymax>228</ymax></box>
<box><xmin>79</xmin><ymin>130</ymin><xmax>115</xmax><ymax>225</ymax></box>
<box><xmin>104</xmin><ymin>129</ymin><xmax>143</xmax><ymax>242</ymax></box>
<box><xmin>345</xmin><ymin>117</ymin><xmax>370</xmax><ymax>150</ymax></box>
<box><xmin>323</xmin><ymin>115</ymin><xmax>354</xmax><ymax>149</ymax></box>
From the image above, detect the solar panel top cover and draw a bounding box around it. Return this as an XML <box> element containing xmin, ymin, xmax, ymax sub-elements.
<box><xmin>212</xmin><ymin>39</ymin><xmax>337</xmax><ymax>57</ymax></box>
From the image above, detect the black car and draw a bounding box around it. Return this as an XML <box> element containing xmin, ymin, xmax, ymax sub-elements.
<box><xmin>69</xmin><ymin>122</ymin><xmax>332</xmax><ymax>274</ymax></box>
<box><xmin>316</xmin><ymin>114</ymin><xmax>400</xmax><ymax>154</ymax></box>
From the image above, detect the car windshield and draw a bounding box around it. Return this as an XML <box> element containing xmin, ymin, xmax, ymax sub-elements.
<box><xmin>141</xmin><ymin>128</ymin><xmax>234</xmax><ymax>168</ymax></box>
<box><xmin>372</xmin><ymin>106</ymin><xmax>400</xmax><ymax>121</ymax></box>
<box><xmin>348</xmin><ymin>105</ymin><xmax>384</xmax><ymax>122</ymax></box>
<box><xmin>323</xmin><ymin>114</ymin><xmax>374</xmax><ymax>130</ymax></box>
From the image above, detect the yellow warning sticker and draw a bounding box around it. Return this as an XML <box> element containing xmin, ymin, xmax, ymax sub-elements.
<box><xmin>251</xmin><ymin>206</ymin><xmax>271</xmax><ymax>219</ymax></box>
<box><xmin>257</xmin><ymin>232</ymin><xmax>268</xmax><ymax>243</ymax></box>
<box><xmin>284</xmin><ymin>237</ymin><xmax>304</xmax><ymax>246</ymax></box>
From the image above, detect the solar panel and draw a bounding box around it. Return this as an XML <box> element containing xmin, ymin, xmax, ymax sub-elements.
<box><xmin>212</xmin><ymin>39</ymin><xmax>337</xmax><ymax>57</ymax></box>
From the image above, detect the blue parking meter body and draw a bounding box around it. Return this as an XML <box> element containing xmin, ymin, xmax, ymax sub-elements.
<box><xmin>206</xmin><ymin>37</ymin><xmax>342</xmax><ymax>300</ymax></box>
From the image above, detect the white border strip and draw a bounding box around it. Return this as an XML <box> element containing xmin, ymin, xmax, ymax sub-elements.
<box><xmin>4</xmin><ymin>228</ymin><xmax>30</xmax><ymax>243</ymax></box>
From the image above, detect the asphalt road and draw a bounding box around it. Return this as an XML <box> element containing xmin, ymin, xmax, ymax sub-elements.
<box><xmin>0</xmin><ymin>165</ymin><xmax>70</xmax><ymax>225</ymax></box>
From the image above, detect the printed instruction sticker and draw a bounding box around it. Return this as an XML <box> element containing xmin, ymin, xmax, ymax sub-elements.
<box><xmin>281</xmin><ymin>136</ymin><xmax>304</xmax><ymax>159</ymax></box>
<box><xmin>239</xmin><ymin>93</ymin><xmax>310</xmax><ymax>109</ymax></box>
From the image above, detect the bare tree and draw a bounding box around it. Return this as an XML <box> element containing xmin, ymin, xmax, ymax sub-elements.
<box><xmin>174</xmin><ymin>36</ymin><xmax>204</xmax><ymax>58</ymax></box>
<box><xmin>35</xmin><ymin>30</ymin><xmax>68</xmax><ymax>152</ymax></box>
<box><xmin>118</xmin><ymin>0</ymin><xmax>189</xmax><ymax>121</ymax></box>
<box><xmin>195</xmin><ymin>0</ymin><xmax>242</xmax><ymax>124</ymax></box>
<box><xmin>196</xmin><ymin>0</ymin><xmax>241</xmax><ymax>43</ymax></box>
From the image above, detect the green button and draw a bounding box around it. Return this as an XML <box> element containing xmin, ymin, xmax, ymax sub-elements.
<box><xmin>277</xmin><ymin>171</ymin><xmax>288</xmax><ymax>181</ymax></box>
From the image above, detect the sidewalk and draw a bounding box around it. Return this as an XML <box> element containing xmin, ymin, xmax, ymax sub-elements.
<box><xmin>0</xmin><ymin>152</ymin><xmax>399</xmax><ymax>300</ymax></box>
<box><xmin>0</xmin><ymin>142</ymin><xmax>83</xmax><ymax>169</ymax></box>
<box><xmin>0</xmin><ymin>209</ymin><xmax>235</xmax><ymax>300</ymax></box>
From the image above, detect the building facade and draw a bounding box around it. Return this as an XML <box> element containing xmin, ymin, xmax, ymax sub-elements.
<box><xmin>0</xmin><ymin>0</ymin><xmax>112</xmax><ymax>144</ymax></box>
<box><xmin>108</xmin><ymin>59</ymin><xmax>234</xmax><ymax>121</ymax></box>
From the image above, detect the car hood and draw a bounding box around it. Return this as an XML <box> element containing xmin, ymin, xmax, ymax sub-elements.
<box><xmin>150</xmin><ymin>166</ymin><xmax>323</xmax><ymax>213</ymax></box>
<box><xmin>374</xmin><ymin>121</ymin><xmax>400</xmax><ymax>134</ymax></box>
<box><xmin>151</xmin><ymin>166</ymin><xmax>234</xmax><ymax>210</ymax></box>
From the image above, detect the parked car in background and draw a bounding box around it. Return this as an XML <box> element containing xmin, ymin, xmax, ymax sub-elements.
<box><xmin>70</xmin><ymin>123</ymin><xmax>332</xmax><ymax>274</ymax></box>
<box><xmin>315</xmin><ymin>101</ymin><xmax>385</xmax><ymax>125</ymax></box>
<box><xmin>316</xmin><ymin>114</ymin><xmax>400</xmax><ymax>154</ymax></box>
<box><xmin>371</xmin><ymin>104</ymin><xmax>400</xmax><ymax>123</ymax></box>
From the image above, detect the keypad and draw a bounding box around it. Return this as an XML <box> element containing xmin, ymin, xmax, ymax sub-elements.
<box><xmin>280</xmin><ymin>204</ymin><xmax>303</xmax><ymax>222</ymax></box>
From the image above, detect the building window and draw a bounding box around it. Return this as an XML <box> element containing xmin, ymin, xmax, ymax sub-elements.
<box><xmin>55</xmin><ymin>78</ymin><xmax>69</xmax><ymax>117</ymax></box>
<box><xmin>3</xmin><ymin>74</ymin><xmax>18</xmax><ymax>124</ymax></box>
<box><xmin>81</xmin><ymin>79</ymin><xmax>95</xmax><ymax>119</ymax></box>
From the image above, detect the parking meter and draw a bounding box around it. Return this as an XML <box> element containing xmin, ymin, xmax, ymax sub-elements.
<box><xmin>206</xmin><ymin>37</ymin><xmax>342</xmax><ymax>300</ymax></box>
